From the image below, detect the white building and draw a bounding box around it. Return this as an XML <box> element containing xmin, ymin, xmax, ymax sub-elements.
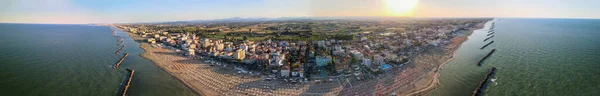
<box><xmin>350</xmin><ymin>50</ymin><xmax>363</xmax><ymax>59</ymax></box>
<box><xmin>281</xmin><ymin>67</ymin><xmax>290</xmax><ymax>77</ymax></box>
<box><xmin>270</xmin><ymin>52</ymin><xmax>284</xmax><ymax>66</ymax></box>
<box><xmin>362</xmin><ymin>58</ymin><xmax>372</xmax><ymax>68</ymax></box>
<box><xmin>374</xmin><ymin>55</ymin><xmax>385</xmax><ymax>66</ymax></box>
<box><xmin>187</xmin><ymin>49</ymin><xmax>195</xmax><ymax>56</ymax></box>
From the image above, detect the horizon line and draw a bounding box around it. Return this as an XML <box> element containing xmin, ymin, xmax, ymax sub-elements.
<box><xmin>1</xmin><ymin>16</ymin><xmax>598</xmax><ymax>25</ymax></box>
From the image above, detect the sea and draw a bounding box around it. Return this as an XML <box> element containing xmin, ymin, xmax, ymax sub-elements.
<box><xmin>0</xmin><ymin>24</ymin><xmax>196</xmax><ymax>96</ymax></box>
<box><xmin>428</xmin><ymin>18</ymin><xmax>600</xmax><ymax>96</ymax></box>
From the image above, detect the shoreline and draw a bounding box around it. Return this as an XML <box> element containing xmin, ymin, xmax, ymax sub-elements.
<box><xmin>114</xmin><ymin>26</ymin><xmax>208</xmax><ymax>96</ymax></box>
<box><xmin>138</xmin><ymin>43</ymin><xmax>213</xmax><ymax>96</ymax></box>
<box><xmin>112</xmin><ymin>19</ymin><xmax>491</xmax><ymax>95</ymax></box>
<box><xmin>405</xmin><ymin>20</ymin><xmax>491</xmax><ymax>96</ymax></box>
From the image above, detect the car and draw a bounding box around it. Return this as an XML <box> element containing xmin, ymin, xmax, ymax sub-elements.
<box><xmin>344</xmin><ymin>74</ymin><xmax>352</xmax><ymax>77</ymax></box>
<box><xmin>354</xmin><ymin>72</ymin><xmax>361</xmax><ymax>76</ymax></box>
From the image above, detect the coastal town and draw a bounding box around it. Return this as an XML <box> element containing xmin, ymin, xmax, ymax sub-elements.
<box><xmin>114</xmin><ymin>18</ymin><xmax>490</xmax><ymax>96</ymax></box>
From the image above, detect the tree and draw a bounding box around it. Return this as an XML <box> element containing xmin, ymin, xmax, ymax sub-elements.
<box><xmin>168</xmin><ymin>28</ymin><xmax>184</xmax><ymax>33</ymax></box>
<box><xmin>184</xmin><ymin>27</ymin><xmax>197</xmax><ymax>33</ymax></box>
<box><xmin>351</xmin><ymin>57</ymin><xmax>359</xmax><ymax>64</ymax></box>
<box><xmin>292</xmin><ymin>63</ymin><xmax>301</xmax><ymax>68</ymax></box>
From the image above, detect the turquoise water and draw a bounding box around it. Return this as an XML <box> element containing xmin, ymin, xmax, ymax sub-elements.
<box><xmin>0</xmin><ymin>24</ymin><xmax>196</xmax><ymax>96</ymax></box>
<box><xmin>429</xmin><ymin>19</ymin><xmax>600</xmax><ymax>96</ymax></box>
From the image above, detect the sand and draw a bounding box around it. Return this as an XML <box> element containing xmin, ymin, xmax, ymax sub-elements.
<box><xmin>115</xmin><ymin>20</ymin><xmax>488</xmax><ymax>96</ymax></box>
<box><xmin>404</xmin><ymin>21</ymin><xmax>488</xmax><ymax>96</ymax></box>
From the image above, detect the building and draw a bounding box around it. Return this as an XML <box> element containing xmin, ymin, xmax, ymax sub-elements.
<box><xmin>374</xmin><ymin>55</ymin><xmax>385</xmax><ymax>66</ymax></box>
<box><xmin>362</xmin><ymin>58</ymin><xmax>372</xmax><ymax>68</ymax></box>
<box><xmin>215</xmin><ymin>43</ymin><xmax>224</xmax><ymax>51</ymax></box>
<box><xmin>189</xmin><ymin>44</ymin><xmax>197</xmax><ymax>50</ymax></box>
<box><xmin>254</xmin><ymin>54</ymin><xmax>270</xmax><ymax>67</ymax></box>
<box><xmin>334</xmin><ymin>56</ymin><xmax>350</xmax><ymax>72</ymax></box>
<box><xmin>350</xmin><ymin>50</ymin><xmax>363</xmax><ymax>59</ymax></box>
<box><xmin>225</xmin><ymin>45</ymin><xmax>233</xmax><ymax>52</ymax></box>
<box><xmin>202</xmin><ymin>40</ymin><xmax>212</xmax><ymax>48</ymax></box>
<box><xmin>270</xmin><ymin>53</ymin><xmax>284</xmax><ymax>67</ymax></box>
<box><xmin>187</xmin><ymin>49</ymin><xmax>195</xmax><ymax>56</ymax></box>
<box><xmin>403</xmin><ymin>39</ymin><xmax>412</xmax><ymax>47</ymax></box>
<box><xmin>239</xmin><ymin>43</ymin><xmax>248</xmax><ymax>52</ymax></box>
<box><xmin>281</xmin><ymin>66</ymin><xmax>290</xmax><ymax>77</ymax></box>
<box><xmin>159</xmin><ymin>36</ymin><xmax>167</xmax><ymax>42</ymax></box>
<box><xmin>146</xmin><ymin>38</ymin><xmax>156</xmax><ymax>44</ymax></box>
<box><xmin>317</xmin><ymin>41</ymin><xmax>325</xmax><ymax>48</ymax></box>
<box><xmin>428</xmin><ymin>40</ymin><xmax>439</xmax><ymax>46</ymax></box>
<box><xmin>234</xmin><ymin>49</ymin><xmax>245</xmax><ymax>60</ymax></box>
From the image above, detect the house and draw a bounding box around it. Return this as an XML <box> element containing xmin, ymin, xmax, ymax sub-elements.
<box><xmin>189</xmin><ymin>44</ymin><xmax>197</xmax><ymax>50</ymax></box>
<box><xmin>215</xmin><ymin>43</ymin><xmax>224</xmax><ymax>51</ymax></box>
<box><xmin>234</xmin><ymin>49</ymin><xmax>245</xmax><ymax>60</ymax></box>
<box><xmin>146</xmin><ymin>38</ymin><xmax>156</xmax><ymax>44</ymax></box>
<box><xmin>187</xmin><ymin>49</ymin><xmax>195</xmax><ymax>56</ymax></box>
<box><xmin>428</xmin><ymin>40</ymin><xmax>439</xmax><ymax>46</ymax></box>
<box><xmin>361</xmin><ymin>37</ymin><xmax>368</xmax><ymax>41</ymax></box>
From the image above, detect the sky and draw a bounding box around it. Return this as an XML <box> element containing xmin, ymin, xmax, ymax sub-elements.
<box><xmin>0</xmin><ymin>0</ymin><xmax>598</xmax><ymax>24</ymax></box>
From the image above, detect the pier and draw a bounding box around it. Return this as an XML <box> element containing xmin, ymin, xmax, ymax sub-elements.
<box><xmin>477</xmin><ymin>49</ymin><xmax>496</xmax><ymax>66</ymax></box>
<box><xmin>484</xmin><ymin>35</ymin><xmax>494</xmax><ymax>42</ymax></box>
<box><xmin>472</xmin><ymin>67</ymin><xmax>497</xmax><ymax>96</ymax></box>
<box><xmin>115</xmin><ymin>45</ymin><xmax>125</xmax><ymax>54</ymax></box>
<box><xmin>480</xmin><ymin>41</ymin><xmax>494</xmax><ymax>49</ymax></box>
<box><xmin>114</xmin><ymin>53</ymin><xmax>128</xmax><ymax>69</ymax></box>
<box><xmin>116</xmin><ymin>36</ymin><xmax>123</xmax><ymax>43</ymax></box>
<box><xmin>487</xmin><ymin>32</ymin><xmax>494</xmax><ymax>36</ymax></box>
<box><xmin>119</xmin><ymin>69</ymin><xmax>135</xmax><ymax>96</ymax></box>
<box><xmin>116</xmin><ymin>40</ymin><xmax>123</xmax><ymax>46</ymax></box>
<box><xmin>112</xmin><ymin>30</ymin><xmax>117</xmax><ymax>36</ymax></box>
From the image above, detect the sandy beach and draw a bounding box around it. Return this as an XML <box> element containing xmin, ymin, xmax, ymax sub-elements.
<box><xmin>116</xmin><ymin>20</ymin><xmax>488</xmax><ymax>96</ymax></box>
<box><xmin>123</xmin><ymin>29</ymin><xmax>340</xmax><ymax>96</ymax></box>
<box><xmin>404</xmin><ymin>21</ymin><xmax>488</xmax><ymax>96</ymax></box>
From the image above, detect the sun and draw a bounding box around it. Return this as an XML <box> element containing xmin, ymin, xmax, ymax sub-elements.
<box><xmin>385</xmin><ymin>0</ymin><xmax>419</xmax><ymax>16</ymax></box>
